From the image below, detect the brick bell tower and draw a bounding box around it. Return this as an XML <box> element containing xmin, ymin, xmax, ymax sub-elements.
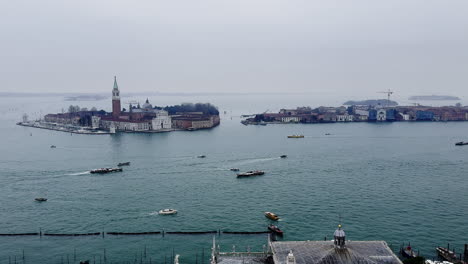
<box><xmin>112</xmin><ymin>76</ymin><xmax>121</xmax><ymax>118</ymax></box>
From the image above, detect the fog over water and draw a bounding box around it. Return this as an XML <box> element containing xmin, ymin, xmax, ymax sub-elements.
<box><xmin>1</xmin><ymin>0</ymin><xmax>468</xmax><ymax>97</ymax></box>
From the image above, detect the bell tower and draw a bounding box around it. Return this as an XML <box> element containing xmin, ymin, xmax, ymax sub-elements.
<box><xmin>112</xmin><ymin>76</ymin><xmax>121</xmax><ymax>118</ymax></box>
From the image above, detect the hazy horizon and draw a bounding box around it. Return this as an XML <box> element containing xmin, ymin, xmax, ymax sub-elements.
<box><xmin>1</xmin><ymin>0</ymin><xmax>468</xmax><ymax>97</ymax></box>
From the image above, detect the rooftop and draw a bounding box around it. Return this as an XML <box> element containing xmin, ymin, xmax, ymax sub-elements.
<box><xmin>270</xmin><ymin>241</ymin><xmax>402</xmax><ymax>264</ymax></box>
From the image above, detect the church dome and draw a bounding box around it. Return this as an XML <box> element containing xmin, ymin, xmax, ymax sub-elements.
<box><xmin>142</xmin><ymin>98</ymin><xmax>153</xmax><ymax>109</ymax></box>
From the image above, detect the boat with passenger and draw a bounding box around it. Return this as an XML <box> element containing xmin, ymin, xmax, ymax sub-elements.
<box><xmin>159</xmin><ymin>209</ymin><xmax>177</xmax><ymax>215</ymax></box>
<box><xmin>117</xmin><ymin>162</ymin><xmax>130</xmax><ymax>166</ymax></box>
<box><xmin>268</xmin><ymin>224</ymin><xmax>283</xmax><ymax>235</ymax></box>
<box><xmin>237</xmin><ymin>170</ymin><xmax>265</xmax><ymax>177</ymax></box>
<box><xmin>35</xmin><ymin>197</ymin><xmax>47</xmax><ymax>202</ymax></box>
<box><xmin>264</xmin><ymin>211</ymin><xmax>280</xmax><ymax>221</ymax></box>
<box><xmin>287</xmin><ymin>135</ymin><xmax>304</xmax><ymax>138</ymax></box>
<box><xmin>90</xmin><ymin>168</ymin><xmax>123</xmax><ymax>174</ymax></box>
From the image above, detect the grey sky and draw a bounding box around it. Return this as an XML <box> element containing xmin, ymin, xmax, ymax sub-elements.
<box><xmin>1</xmin><ymin>0</ymin><xmax>467</xmax><ymax>96</ymax></box>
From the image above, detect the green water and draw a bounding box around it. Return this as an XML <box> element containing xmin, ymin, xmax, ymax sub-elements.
<box><xmin>1</xmin><ymin>95</ymin><xmax>467</xmax><ymax>263</ymax></box>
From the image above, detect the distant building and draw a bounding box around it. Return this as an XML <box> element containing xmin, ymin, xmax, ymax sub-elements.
<box><xmin>336</xmin><ymin>114</ymin><xmax>354</xmax><ymax>122</ymax></box>
<box><xmin>376</xmin><ymin>109</ymin><xmax>386</xmax><ymax>121</ymax></box>
<box><xmin>416</xmin><ymin>110</ymin><xmax>434</xmax><ymax>121</ymax></box>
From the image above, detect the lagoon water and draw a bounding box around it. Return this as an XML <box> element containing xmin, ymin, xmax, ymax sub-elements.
<box><xmin>1</xmin><ymin>94</ymin><xmax>468</xmax><ymax>263</ymax></box>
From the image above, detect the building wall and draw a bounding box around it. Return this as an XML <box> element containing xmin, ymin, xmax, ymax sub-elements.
<box><xmin>281</xmin><ymin>116</ymin><xmax>300</xmax><ymax>123</ymax></box>
<box><xmin>152</xmin><ymin>114</ymin><xmax>172</xmax><ymax>130</ymax></box>
<box><xmin>100</xmin><ymin>119</ymin><xmax>150</xmax><ymax>131</ymax></box>
<box><xmin>91</xmin><ymin>116</ymin><xmax>101</xmax><ymax>129</ymax></box>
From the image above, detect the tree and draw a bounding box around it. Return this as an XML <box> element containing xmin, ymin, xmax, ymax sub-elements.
<box><xmin>68</xmin><ymin>105</ymin><xmax>80</xmax><ymax>113</ymax></box>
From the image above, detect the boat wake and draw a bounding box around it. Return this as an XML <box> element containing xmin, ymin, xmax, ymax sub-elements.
<box><xmin>67</xmin><ymin>171</ymin><xmax>90</xmax><ymax>176</ymax></box>
<box><xmin>236</xmin><ymin>157</ymin><xmax>279</xmax><ymax>165</ymax></box>
<box><xmin>148</xmin><ymin>211</ymin><xmax>159</xmax><ymax>216</ymax></box>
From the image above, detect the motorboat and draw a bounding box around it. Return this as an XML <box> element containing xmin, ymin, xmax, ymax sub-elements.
<box><xmin>280</xmin><ymin>155</ymin><xmax>287</xmax><ymax>158</ymax></box>
<box><xmin>264</xmin><ymin>211</ymin><xmax>280</xmax><ymax>221</ymax></box>
<box><xmin>117</xmin><ymin>162</ymin><xmax>130</xmax><ymax>166</ymax></box>
<box><xmin>90</xmin><ymin>168</ymin><xmax>123</xmax><ymax>174</ymax></box>
<box><xmin>35</xmin><ymin>197</ymin><xmax>47</xmax><ymax>202</ymax></box>
<box><xmin>401</xmin><ymin>244</ymin><xmax>418</xmax><ymax>258</ymax></box>
<box><xmin>50</xmin><ymin>145</ymin><xmax>56</xmax><ymax>148</ymax></box>
<box><xmin>268</xmin><ymin>224</ymin><xmax>284</xmax><ymax>235</ymax></box>
<box><xmin>159</xmin><ymin>209</ymin><xmax>177</xmax><ymax>215</ymax></box>
<box><xmin>230</xmin><ymin>168</ymin><xmax>240</xmax><ymax>171</ymax></box>
<box><xmin>237</xmin><ymin>170</ymin><xmax>265</xmax><ymax>177</ymax></box>
<box><xmin>287</xmin><ymin>135</ymin><xmax>304</xmax><ymax>138</ymax></box>
<box><xmin>197</xmin><ymin>155</ymin><xmax>206</xmax><ymax>158</ymax></box>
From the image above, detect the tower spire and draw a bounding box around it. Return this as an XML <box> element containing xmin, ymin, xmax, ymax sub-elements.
<box><xmin>113</xmin><ymin>76</ymin><xmax>118</xmax><ymax>89</ymax></box>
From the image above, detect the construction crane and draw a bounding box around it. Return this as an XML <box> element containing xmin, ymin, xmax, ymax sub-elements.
<box><xmin>377</xmin><ymin>89</ymin><xmax>394</xmax><ymax>107</ymax></box>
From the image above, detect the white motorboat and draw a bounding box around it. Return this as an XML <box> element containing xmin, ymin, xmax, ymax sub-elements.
<box><xmin>159</xmin><ymin>209</ymin><xmax>177</xmax><ymax>215</ymax></box>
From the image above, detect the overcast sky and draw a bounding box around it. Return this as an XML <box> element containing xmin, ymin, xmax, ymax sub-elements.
<box><xmin>1</xmin><ymin>0</ymin><xmax>467</xmax><ymax>96</ymax></box>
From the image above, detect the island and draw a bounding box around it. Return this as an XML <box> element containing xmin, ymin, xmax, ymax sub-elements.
<box><xmin>242</xmin><ymin>103</ymin><xmax>468</xmax><ymax>125</ymax></box>
<box><xmin>17</xmin><ymin>77</ymin><xmax>220</xmax><ymax>134</ymax></box>
<box><xmin>409</xmin><ymin>95</ymin><xmax>461</xmax><ymax>101</ymax></box>
<box><xmin>343</xmin><ymin>99</ymin><xmax>398</xmax><ymax>106</ymax></box>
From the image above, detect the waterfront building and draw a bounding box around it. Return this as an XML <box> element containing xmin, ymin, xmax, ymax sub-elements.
<box><xmin>376</xmin><ymin>109</ymin><xmax>387</xmax><ymax>121</ymax></box>
<box><xmin>416</xmin><ymin>110</ymin><xmax>435</xmax><ymax>121</ymax></box>
<box><xmin>281</xmin><ymin>116</ymin><xmax>301</xmax><ymax>123</ymax></box>
<box><xmin>336</xmin><ymin>114</ymin><xmax>354</xmax><ymax>122</ymax></box>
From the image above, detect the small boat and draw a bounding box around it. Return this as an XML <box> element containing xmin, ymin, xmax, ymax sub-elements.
<box><xmin>197</xmin><ymin>155</ymin><xmax>206</xmax><ymax>158</ymax></box>
<box><xmin>159</xmin><ymin>209</ymin><xmax>177</xmax><ymax>215</ymax></box>
<box><xmin>268</xmin><ymin>224</ymin><xmax>283</xmax><ymax>235</ymax></box>
<box><xmin>35</xmin><ymin>197</ymin><xmax>47</xmax><ymax>202</ymax></box>
<box><xmin>325</xmin><ymin>133</ymin><xmax>331</xmax><ymax>135</ymax></box>
<box><xmin>117</xmin><ymin>162</ymin><xmax>130</xmax><ymax>166</ymax></box>
<box><xmin>90</xmin><ymin>168</ymin><xmax>123</xmax><ymax>174</ymax></box>
<box><xmin>264</xmin><ymin>212</ymin><xmax>280</xmax><ymax>221</ymax></box>
<box><xmin>237</xmin><ymin>170</ymin><xmax>265</xmax><ymax>177</ymax></box>
<box><xmin>287</xmin><ymin>135</ymin><xmax>304</xmax><ymax>138</ymax></box>
<box><xmin>455</xmin><ymin>141</ymin><xmax>468</xmax><ymax>146</ymax></box>
<box><xmin>280</xmin><ymin>155</ymin><xmax>287</xmax><ymax>158</ymax></box>
<box><xmin>50</xmin><ymin>145</ymin><xmax>56</xmax><ymax>148</ymax></box>
<box><xmin>400</xmin><ymin>245</ymin><xmax>418</xmax><ymax>258</ymax></box>
<box><xmin>230</xmin><ymin>168</ymin><xmax>240</xmax><ymax>171</ymax></box>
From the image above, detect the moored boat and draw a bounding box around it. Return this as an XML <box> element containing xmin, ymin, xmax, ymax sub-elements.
<box><xmin>35</xmin><ymin>197</ymin><xmax>47</xmax><ymax>202</ymax></box>
<box><xmin>159</xmin><ymin>209</ymin><xmax>177</xmax><ymax>215</ymax></box>
<box><xmin>280</xmin><ymin>155</ymin><xmax>287</xmax><ymax>158</ymax></box>
<box><xmin>50</xmin><ymin>145</ymin><xmax>56</xmax><ymax>148</ymax></box>
<box><xmin>230</xmin><ymin>168</ymin><xmax>240</xmax><ymax>171</ymax></box>
<box><xmin>90</xmin><ymin>168</ymin><xmax>123</xmax><ymax>174</ymax></box>
<box><xmin>264</xmin><ymin>212</ymin><xmax>280</xmax><ymax>221</ymax></box>
<box><xmin>237</xmin><ymin>170</ymin><xmax>265</xmax><ymax>177</ymax></box>
<box><xmin>287</xmin><ymin>135</ymin><xmax>304</xmax><ymax>138</ymax></box>
<box><xmin>197</xmin><ymin>155</ymin><xmax>206</xmax><ymax>158</ymax></box>
<box><xmin>117</xmin><ymin>162</ymin><xmax>130</xmax><ymax>166</ymax></box>
<box><xmin>400</xmin><ymin>245</ymin><xmax>418</xmax><ymax>258</ymax></box>
<box><xmin>455</xmin><ymin>141</ymin><xmax>468</xmax><ymax>146</ymax></box>
<box><xmin>268</xmin><ymin>224</ymin><xmax>283</xmax><ymax>235</ymax></box>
